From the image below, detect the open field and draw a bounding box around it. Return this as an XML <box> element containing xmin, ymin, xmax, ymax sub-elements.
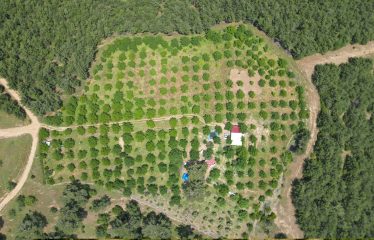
<box><xmin>38</xmin><ymin>24</ymin><xmax>308</xmax><ymax>238</ymax></box>
<box><xmin>0</xmin><ymin>153</ymin><xmax>70</xmax><ymax>239</ymax></box>
<box><xmin>0</xmin><ymin>135</ymin><xmax>32</xmax><ymax>197</ymax></box>
<box><xmin>0</xmin><ymin>111</ymin><xmax>29</xmax><ymax>129</ymax></box>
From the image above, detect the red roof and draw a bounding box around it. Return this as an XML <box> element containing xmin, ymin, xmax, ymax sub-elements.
<box><xmin>206</xmin><ymin>158</ymin><xmax>216</xmax><ymax>167</ymax></box>
<box><xmin>231</xmin><ymin>125</ymin><xmax>241</xmax><ymax>133</ymax></box>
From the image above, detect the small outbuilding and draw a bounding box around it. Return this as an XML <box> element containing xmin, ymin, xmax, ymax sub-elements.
<box><xmin>230</xmin><ymin>125</ymin><xmax>243</xmax><ymax>146</ymax></box>
<box><xmin>205</xmin><ymin>157</ymin><xmax>216</xmax><ymax>167</ymax></box>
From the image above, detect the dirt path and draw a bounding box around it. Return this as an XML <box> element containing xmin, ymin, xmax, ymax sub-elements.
<box><xmin>0</xmin><ymin>77</ymin><xmax>206</xmax><ymax>213</ymax></box>
<box><xmin>271</xmin><ymin>72</ymin><xmax>319</xmax><ymax>238</ymax></box>
<box><xmin>272</xmin><ymin>41</ymin><xmax>374</xmax><ymax>238</ymax></box>
<box><xmin>42</xmin><ymin>114</ymin><xmax>206</xmax><ymax>132</ymax></box>
<box><xmin>297</xmin><ymin>41</ymin><xmax>374</xmax><ymax>79</ymax></box>
<box><xmin>0</xmin><ymin>78</ymin><xmax>41</xmax><ymax>212</ymax></box>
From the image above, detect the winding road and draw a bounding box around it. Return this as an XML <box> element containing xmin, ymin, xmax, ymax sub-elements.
<box><xmin>0</xmin><ymin>78</ymin><xmax>40</xmax><ymax>212</ymax></box>
<box><xmin>272</xmin><ymin>41</ymin><xmax>374</xmax><ymax>238</ymax></box>
<box><xmin>0</xmin><ymin>40</ymin><xmax>373</xmax><ymax>237</ymax></box>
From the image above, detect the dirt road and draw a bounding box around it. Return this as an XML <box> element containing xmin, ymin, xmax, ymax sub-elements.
<box><xmin>297</xmin><ymin>41</ymin><xmax>374</xmax><ymax>79</ymax></box>
<box><xmin>0</xmin><ymin>77</ymin><xmax>206</xmax><ymax>213</ymax></box>
<box><xmin>42</xmin><ymin>114</ymin><xmax>206</xmax><ymax>132</ymax></box>
<box><xmin>272</xmin><ymin>41</ymin><xmax>374</xmax><ymax>238</ymax></box>
<box><xmin>0</xmin><ymin>78</ymin><xmax>40</xmax><ymax>212</ymax></box>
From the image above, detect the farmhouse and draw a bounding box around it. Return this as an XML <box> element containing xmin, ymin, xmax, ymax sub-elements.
<box><xmin>230</xmin><ymin>125</ymin><xmax>243</xmax><ymax>146</ymax></box>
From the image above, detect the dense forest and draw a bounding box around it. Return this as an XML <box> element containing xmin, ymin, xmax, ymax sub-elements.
<box><xmin>0</xmin><ymin>0</ymin><xmax>373</xmax><ymax>114</ymax></box>
<box><xmin>292</xmin><ymin>58</ymin><xmax>374</xmax><ymax>238</ymax></box>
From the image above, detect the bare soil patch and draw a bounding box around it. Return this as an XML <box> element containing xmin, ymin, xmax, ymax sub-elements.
<box><xmin>230</xmin><ymin>68</ymin><xmax>262</xmax><ymax>95</ymax></box>
<box><xmin>118</xmin><ymin>137</ymin><xmax>125</xmax><ymax>151</ymax></box>
<box><xmin>246</xmin><ymin>117</ymin><xmax>269</xmax><ymax>147</ymax></box>
<box><xmin>297</xmin><ymin>41</ymin><xmax>374</xmax><ymax>80</ymax></box>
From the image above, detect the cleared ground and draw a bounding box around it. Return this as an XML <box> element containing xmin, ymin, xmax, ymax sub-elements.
<box><xmin>297</xmin><ymin>41</ymin><xmax>374</xmax><ymax>79</ymax></box>
<box><xmin>0</xmin><ymin>110</ymin><xmax>29</xmax><ymax>129</ymax></box>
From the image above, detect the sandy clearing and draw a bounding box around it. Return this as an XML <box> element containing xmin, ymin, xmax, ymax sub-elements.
<box><xmin>297</xmin><ymin>41</ymin><xmax>374</xmax><ymax>80</ymax></box>
<box><xmin>272</xmin><ymin>41</ymin><xmax>374</xmax><ymax>238</ymax></box>
<box><xmin>0</xmin><ymin>125</ymin><xmax>39</xmax><ymax>139</ymax></box>
<box><xmin>230</xmin><ymin>68</ymin><xmax>262</xmax><ymax>95</ymax></box>
<box><xmin>246</xmin><ymin>117</ymin><xmax>269</xmax><ymax>147</ymax></box>
<box><xmin>118</xmin><ymin>137</ymin><xmax>125</xmax><ymax>151</ymax></box>
<box><xmin>230</xmin><ymin>68</ymin><xmax>249</xmax><ymax>92</ymax></box>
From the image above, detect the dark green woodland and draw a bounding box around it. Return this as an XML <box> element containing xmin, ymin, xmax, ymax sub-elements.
<box><xmin>0</xmin><ymin>0</ymin><xmax>373</xmax><ymax>114</ymax></box>
<box><xmin>293</xmin><ymin>58</ymin><xmax>374</xmax><ymax>238</ymax></box>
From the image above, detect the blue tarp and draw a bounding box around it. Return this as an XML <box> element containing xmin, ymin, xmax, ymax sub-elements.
<box><xmin>207</xmin><ymin>131</ymin><xmax>218</xmax><ymax>141</ymax></box>
<box><xmin>182</xmin><ymin>173</ymin><xmax>189</xmax><ymax>182</ymax></box>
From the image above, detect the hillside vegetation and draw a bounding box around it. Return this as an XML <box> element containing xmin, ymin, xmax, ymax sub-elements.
<box><xmin>0</xmin><ymin>0</ymin><xmax>373</xmax><ymax>114</ymax></box>
<box><xmin>292</xmin><ymin>58</ymin><xmax>374</xmax><ymax>238</ymax></box>
<box><xmin>38</xmin><ymin>25</ymin><xmax>307</xmax><ymax>237</ymax></box>
<box><xmin>6</xmin><ymin>181</ymin><xmax>198</xmax><ymax>239</ymax></box>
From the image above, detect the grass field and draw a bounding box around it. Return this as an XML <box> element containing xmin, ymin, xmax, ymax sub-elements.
<box><xmin>0</xmin><ymin>110</ymin><xmax>29</xmax><ymax>129</ymax></box>
<box><xmin>36</xmin><ymin>24</ymin><xmax>309</xmax><ymax>238</ymax></box>
<box><xmin>0</xmin><ymin>148</ymin><xmax>66</xmax><ymax>239</ymax></box>
<box><xmin>0</xmin><ymin>135</ymin><xmax>32</xmax><ymax>196</ymax></box>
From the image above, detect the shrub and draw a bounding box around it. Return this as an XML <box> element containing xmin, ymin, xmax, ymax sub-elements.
<box><xmin>169</xmin><ymin>118</ymin><xmax>178</xmax><ymax>128</ymax></box>
<box><xmin>258</xmin><ymin>79</ymin><xmax>266</xmax><ymax>87</ymax></box>
<box><xmin>212</xmin><ymin>51</ymin><xmax>222</xmax><ymax>61</ymax></box>
<box><xmin>67</xmin><ymin>163</ymin><xmax>76</xmax><ymax>172</ymax></box>
<box><xmin>259</xmin><ymin>110</ymin><xmax>268</xmax><ymax>119</ymax></box>
<box><xmin>91</xmin><ymin>195</ymin><xmax>111</xmax><ymax>211</ymax></box>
